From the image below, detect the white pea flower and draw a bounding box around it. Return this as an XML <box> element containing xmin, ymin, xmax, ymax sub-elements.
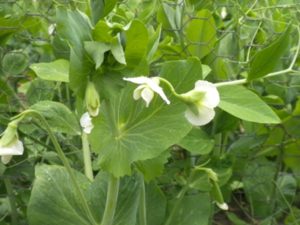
<box><xmin>0</xmin><ymin>123</ymin><xmax>24</xmax><ymax>164</ymax></box>
<box><xmin>123</xmin><ymin>76</ymin><xmax>170</xmax><ymax>107</ymax></box>
<box><xmin>216</xmin><ymin>202</ymin><xmax>229</xmax><ymax>211</ymax></box>
<box><xmin>80</xmin><ymin>112</ymin><xmax>94</xmax><ymax>134</ymax></box>
<box><xmin>180</xmin><ymin>80</ymin><xmax>220</xmax><ymax>126</ymax></box>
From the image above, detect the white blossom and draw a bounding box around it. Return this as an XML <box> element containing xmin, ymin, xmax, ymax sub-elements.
<box><xmin>216</xmin><ymin>202</ymin><xmax>229</xmax><ymax>211</ymax></box>
<box><xmin>181</xmin><ymin>80</ymin><xmax>220</xmax><ymax>126</ymax></box>
<box><xmin>80</xmin><ymin>112</ymin><xmax>94</xmax><ymax>134</ymax></box>
<box><xmin>0</xmin><ymin>140</ymin><xmax>24</xmax><ymax>164</ymax></box>
<box><xmin>123</xmin><ymin>76</ymin><xmax>170</xmax><ymax>107</ymax></box>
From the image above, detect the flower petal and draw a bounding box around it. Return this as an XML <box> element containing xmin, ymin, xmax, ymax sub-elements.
<box><xmin>141</xmin><ymin>87</ymin><xmax>154</xmax><ymax>107</ymax></box>
<box><xmin>80</xmin><ymin>112</ymin><xmax>94</xmax><ymax>134</ymax></box>
<box><xmin>216</xmin><ymin>202</ymin><xmax>229</xmax><ymax>210</ymax></box>
<box><xmin>133</xmin><ymin>85</ymin><xmax>145</xmax><ymax>100</ymax></box>
<box><xmin>184</xmin><ymin>105</ymin><xmax>215</xmax><ymax>126</ymax></box>
<box><xmin>194</xmin><ymin>80</ymin><xmax>220</xmax><ymax>108</ymax></box>
<box><xmin>0</xmin><ymin>140</ymin><xmax>24</xmax><ymax>156</ymax></box>
<box><xmin>1</xmin><ymin>155</ymin><xmax>12</xmax><ymax>164</ymax></box>
<box><xmin>123</xmin><ymin>76</ymin><xmax>150</xmax><ymax>85</ymax></box>
<box><xmin>145</xmin><ymin>78</ymin><xmax>170</xmax><ymax>105</ymax></box>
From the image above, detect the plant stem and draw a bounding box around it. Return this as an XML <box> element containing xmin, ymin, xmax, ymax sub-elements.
<box><xmin>21</xmin><ymin>110</ymin><xmax>98</xmax><ymax>225</ymax></box>
<box><xmin>138</xmin><ymin>175</ymin><xmax>147</xmax><ymax>225</ymax></box>
<box><xmin>101</xmin><ymin>174</ymin><xmax>120</xmax><ymax>225</ymax></box>
<box><xmin>3</xmin><ymin>177</ymin><xmax>18</xmax><ymax>225</ymax></box>
<box><xmin>163</xmin><ymin>186</ymin><xmax>189</xmax><ymax>225</ymax></box>
<box><xmin>81</xmin><ymin>132</ymin><xmax>94</xmax><ymax>181</ymax></box>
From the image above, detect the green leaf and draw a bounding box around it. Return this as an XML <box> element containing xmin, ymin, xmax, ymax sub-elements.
<box><xmin>88</xmin><ymin>172</ymin><xmax>141</xmax><ymax>225</ymax></box>
<box><xmin>26</xmin><ymin>79</ymin><xmax>55</xmax><ymax>105</ymax></box>
<box><xmin>135</xmin><ymin>151</ymin><xmax>169</xmax><ymax>181</ymax></box>
<box><xmin>2</xmin><ymin>52</ymin><xmax>28</xmax><ymax>75</ymax></box>
<box><xmin>89</xmin><ymin>58</ymin><xmax>205</xmax><ymax>177</ymax></box>
<box><xmin>186</xmin><ymin>9</ymin><xmax>217</xmax><ymax>59</ymax></box>
<box><xmin>91</xmin><ymin>0</ymin><xmax>118</xmax><ymax>23</ymax></box>
<box><xmin>248</xmin><ymin>26</ymin><xmax>290</xmax><ymax>81</ymax></box>
<box><xmin>30</xmin><ymin>59</ymin><xmax>69</xmax><ymax>82</ymax></box>
<box><xmin>28</xmin><ymin>165</ymin><xmax>141</xmax><ymax>225</ymax></box>
<box><xmin>125</xmin><ymin>20</ymin><xmax>149</xmax><ymax>74</ymax></box>
<box><xmin>147</xmin><ymin>24</ymin><xmax>162</xmax><ymax>61</ymax></box>
<box><xmin>218</xmin><ymin>85</ymin><xmax>281</xmax><ymax>124</ymax></box>
<box><xmin>178</xmin><ymin>128</ymin><xmax>215</xmax><ymax>155</ymax></box>
<box><xmin>84</xmin><ymin>41</ymin><xmax>111</xmax><ymax>69</ymax></box>
<box><xmin>56</xmin><ymin>8</ymin><xmax>93</xmax><ymax>97</ymax></box>
<box><xmin>111</xmin><ymin>35</ymin><xmax>126</xmax><ymax>65</ymax></box>
<box><xmin>243</xmin><ymin>158</ymin><xmax>276</xmax><ymax>218</ymax></box>
<box><xmin>30</xmin><ymin>101</ymin><xmax>81</xmax><ymax>135</ymax></box>
<box><xmin>92</xmin><ymin>20</ymin><xmax>112</xmax><ymax>43</ymax></box>
<box><xmin>27</xmin><ymin>165</ymin><xmax>92</xmax><ymax>225</ymax></box>
<box><xmin>167</xmin><ymin>193</ymin><xmax>211</xmax><ymax>225</ymax></box>
<box><xmin>138</xmin><ymin>182</ymin><xmax>167</xmax><ymax>225</ymax></box>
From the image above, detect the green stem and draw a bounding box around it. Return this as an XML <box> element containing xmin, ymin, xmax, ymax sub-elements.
<box><xmin>159</xmin><ymin>77</ymin><xmax>184</xmax><ymax>100</ymax></box>
<box><xmin>4</xmin><ymin>177</ymin><xmax>18</xmax><ymax>225</ymax></box>
<box><xmin>21</xmin><ymin>110</ymin><xmax>98</xmax><ymax>225</ymax></box>
<box><xmin>138</xmin><ymin>175</ymin><xmax>147</xmax><ymax>225</ymax></box>
<box><xmin>164</xmin><ymin>186</ymin><xmax>189</xmax><ymax>225</ymax></box>
<box><xmin>101</xmin><ymin>174</ymin><xmax>120</xmax><ymax>225</ymax></box>
<box><xmin>81</xmin><ymin>132</ymin><xmax>94</xmax><ymax>181</ymax></box>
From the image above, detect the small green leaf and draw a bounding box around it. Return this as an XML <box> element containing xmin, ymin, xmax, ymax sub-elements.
<box><xmin>186</xmin><ymin>9</ymin><xmax>217</xmax><ymax>59</ymax></box>
<box><xmin>90</xmin><ymin>0</ymin><xmax>118</xmax><ymax>23</ymax></box>
<box><xmin>125</xmin><ymin>20</ymin><xmax>149</xmax><ymax>73</ymax></box>
<box><xmin>248</xmin><ymin>26</ymin><xmax>290</xmax><ymax>81</ymax></box>
<box><xmin>2</xmin><ymin>52</ymin><xmax>28</xmax><ymax>75</ymax></box>
<box><xmin>136</xmin><ymin>151</ymin><xmax>169</xmax><ymax>181</ymax></box>
<box><xmin>30</xmin><ymin>101</ymin><xmax>81</xmax><ymax>135</ymax></box>
<box><xmin>111</xmin><ymin>35</ymin><xmax>126</xmax><ymax>65</ymax></box>
<box><xmin>84</xmin><ymin>41</ymin><xmax>111</xmax><ymax>69</ymax></box>
<box><xmin>30</xmin><ymin>59</ymin><xmax>69</xmax><ymax>82</ymax></box>
<box><xmin>218</xmin><ymin>85</ymin><xmax>281</xmax><ymax>124</ymax></box>
<box><xmin>178</xmin><ymin>128</ymin><xmax>215</xmax><ymax>155</ymax></box>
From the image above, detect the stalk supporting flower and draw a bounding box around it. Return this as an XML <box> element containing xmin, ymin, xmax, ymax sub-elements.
<box><xmin>80</xmin><ymin>112</ymin><xmax>94</xmax><ymax>134</ymax></box>
<box><xmin>0</xmin><ymin>121</ymin><xmax>24</xmax><ymax>164</ymax></box>
<box><xmin>123</xmin><ymin>76</ymin><xmax>170</xmax><ymax>107</ymax></box>
<box><xmin>180</xmin><ymin>80</ymin><xmax>220</xmax><ymax>126</ymax></box>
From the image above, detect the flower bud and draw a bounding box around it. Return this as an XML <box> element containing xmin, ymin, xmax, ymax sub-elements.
<box><xmin>85</xmin><ymin>82</ymin><xmax>100</xmax><ymax>117</ymax></box>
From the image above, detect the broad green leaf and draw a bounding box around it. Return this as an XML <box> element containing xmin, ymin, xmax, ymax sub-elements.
<box><xmin>87</xmin><ymin>172</ymin><xmax>141</xmax><ymax>225</ymax></box>
<box><xmin>27</xmin><ymin>165</ymin><xmax>92</xmax><ymax>225</ymax></box>
<box><xmin>30</xmin><ymin>101</ymin><xmax>81</xmax><ymax>135</ymax></box>
<box><xmin>178</xmin><ymin>128</ymin><xmax>215</xmax><ymax>155</ymax></box>
<box><xmin>30</xmin><ymin>59</ymin><xmax>69</xmax><ymax>82</ymax></box>
<box><xmin>125</xmin><ymin>20</ymin><xmax>149</xmax><ymax>74</ymax></box>
<box><xmin>89</xmin><ymin>58</ymin><xmax>204</xmax><ymax>177</ymax></box>
<box><xmin>90</xmin><ymin>0</ymin><xmax>118</xmax><ymax>23</ymax></box>
<box><xmin>135</xmin><ymin>151</ymin><xmax>169</xmax><ymax>181</ymax></box>
<box><xmin>136</xmin><ymin>182</ymin><xmax>167</xmax><ymax>225</ymax></box>
<box><xmin>56</xmin><ymin>8</ymin><xmax>93</xmax><ymax>97</ymax></box>
<box><xmin>84</xmin><ymin>41</ymin><xmax>111</xmax><ymax>69</ymax></box>
<box><xmin>243</xmin><ymin>158</ymin><xmax>276</xmax><ymax>218</ymax></box>
<box><xmin>186</xmin><ymin>9</ymin><xmax>216</xmax><ymax>59</ymax></box>
<box><xmin>248</xmin><ymin>26</ymin><xmax>290</xmax><ymax>81</ymax></box>
<box><xmin>167</xmin><ymin>193</ymin><xmax>211</xmax><ymax>225</ymax></box>
<box><xmin>2</xmin><ymin>52</ymin><xmax>28</xmax><ymax>75</ymax></box>
<box><xmin>28</xmin><ymin>165</ymin><xmax>141</xmax><ymax>225</ymax></box>
<box><xmin>218</xmin><ymin>85</ymin><xmax>281</xmax><ymax>124</ymax></box>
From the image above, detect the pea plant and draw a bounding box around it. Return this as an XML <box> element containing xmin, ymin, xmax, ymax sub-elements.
<box><xmin>1</xmin><ymin>1</ymin><xmax>300</xmax><ymax>225</ymax></box>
